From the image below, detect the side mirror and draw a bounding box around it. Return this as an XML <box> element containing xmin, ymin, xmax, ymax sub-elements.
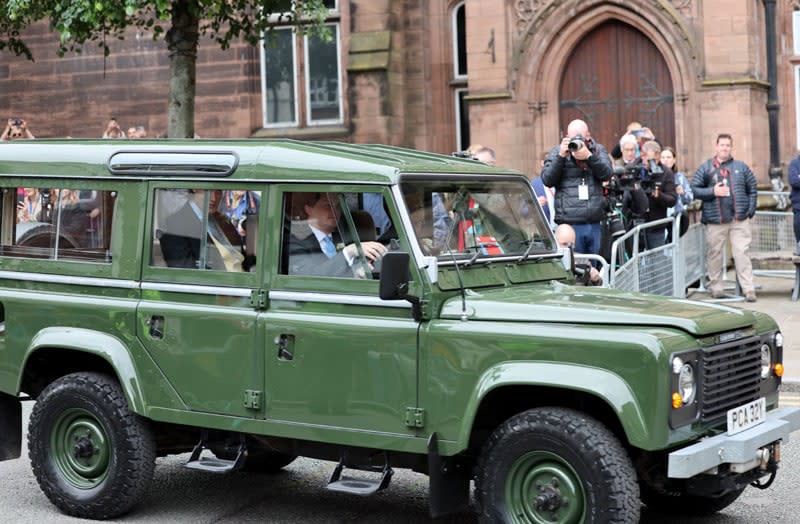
<box><xmin>379</xmin><ymin>251</ymin><xmax>412</xmax><ymax>301</ymax></box>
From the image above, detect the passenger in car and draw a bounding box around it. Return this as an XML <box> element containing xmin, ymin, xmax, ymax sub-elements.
<box><xmin>287</xmin><ymin>192</ymin><xmax>387</xmax><ymax>278</ymax></box>
<box><xmin>159</xmin><ymin>190</ymin><xmax>244</xmax><ymax>271</ymax></box>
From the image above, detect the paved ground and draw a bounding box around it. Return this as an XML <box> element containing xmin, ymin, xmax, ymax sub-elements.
<box><xmin>687</xmin><ymin>272</ymin><xmax>800</xmax><ymax>399</ymax></box>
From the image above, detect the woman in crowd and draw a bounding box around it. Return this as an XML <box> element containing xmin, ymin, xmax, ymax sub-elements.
<box><xmin>661</xmin><ymin>146</ymin><xmax>693</xmax><ymax>237</ymax></box>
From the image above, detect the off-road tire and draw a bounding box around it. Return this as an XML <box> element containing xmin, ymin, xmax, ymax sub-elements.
<box><xmin>641</xmin><ymin>483</ymin><xmax>745</xmax><ymax>516</ymax></box>
<box><xmin>28</xmin><ymin>372</ymin><xmax>156</xmax><ymax>519</ymax></box>
<box><xmin>474</xmin><ymin>407</ymin><xmax>640</xmax><ymax>524</ymax></box>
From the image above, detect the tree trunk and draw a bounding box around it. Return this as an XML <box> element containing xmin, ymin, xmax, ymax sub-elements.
<box><xmin>166</xmin><ymin>0</ymin><xmax>199</xmax><ymax>139</ymax></box>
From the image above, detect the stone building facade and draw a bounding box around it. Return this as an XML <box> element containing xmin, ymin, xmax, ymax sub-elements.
<box><xmin>1</xmin><ymin>1</ymin><xmax>799</xmax><ymax>184</ymax></box>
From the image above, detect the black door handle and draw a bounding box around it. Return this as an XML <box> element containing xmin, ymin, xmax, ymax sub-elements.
<box><xmin>275</xmin><ymin>334</ymin><xmax>294</xmax><ymax>360</ymax></box>
<box><xmin>147</xmin><ymin>316</ymin><xmax>164</xmax><ymax>339</ymax></box>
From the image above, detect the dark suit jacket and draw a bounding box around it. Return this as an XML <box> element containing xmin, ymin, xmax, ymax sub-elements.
<box><xmin>287</xmin><ymin>223</ymin><xmax>354</xmax><ymax>277</ymax></box>
<box><xmin>159</xmin><ymin>202</ymin><xmax>241</xmax><ymax>270</ymax></box>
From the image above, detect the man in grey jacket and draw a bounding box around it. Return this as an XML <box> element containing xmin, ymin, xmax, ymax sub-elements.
<box><xmin>541</xmin><ymin>119</ymin><xmax>612</xmax><ymax>256</ymax></box>
<box><xmin>691</xmin><ymin>133</ymin><xmax>758</xmax><ymax>301</ymax></box>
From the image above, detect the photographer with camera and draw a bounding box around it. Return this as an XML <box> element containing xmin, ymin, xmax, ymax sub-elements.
<box><xmin>541</xmin><ymin>119</ymin><xmax>612</xmax><ymax>256</ymax></box>
<box><xmin>636</xmin><ymin>141</ymin><xmax>677</xmax><ymax>249</ymax></box>
<box><xmin>102</xmin><ymin>118</ymin><xmax>126</xmax><ymax>139</ymax></box>
<box><xmin>1</xmin><ymin>118</ymin><xmax>35</xmax><ymax>141</ymax></box>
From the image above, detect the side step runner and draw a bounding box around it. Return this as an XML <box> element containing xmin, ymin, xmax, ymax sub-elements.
<box><xmin>184</xmin><ymin>431</ymin><xmax>246</xmax><ymax>473</ymax></box>
<box><xmin>326</xmin><ymin>454</ymin><xmax>393</xmax><ymax>496</ymax></box>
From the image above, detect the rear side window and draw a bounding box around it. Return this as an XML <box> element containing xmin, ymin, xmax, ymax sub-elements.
<box><xmin>151</xmin><ymin>188</ymin><xmax>260</xmax><ymax>272</ymax></box>
<box><xmin>0</xmin><ymin>187</ymin><xmax>115</xmax><ymax>263</ymax></box>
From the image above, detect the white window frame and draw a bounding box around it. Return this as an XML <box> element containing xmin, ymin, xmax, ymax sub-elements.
<box><xmin>794</xmin><ymin>11</ymin><xmax>800</xmax><ymax>55</ymax></box>
<box><xmin>260</xmin><ymin>27</ymin><xmax>299</xmax><ymax>129</ymax></box>
<box><xmin>452</xmin><ymin>1</ymin><xmax>467</xmax><ymax>80</ymax></box>
<box><xmin>260</xmin><ymin>4</ymin><xmax>342</xmax><ymax>129</ymax></box>
<box><xmin>304</xmin><ymin>22</ymin><xmax>344</xmax><ymax>126</ymax></box>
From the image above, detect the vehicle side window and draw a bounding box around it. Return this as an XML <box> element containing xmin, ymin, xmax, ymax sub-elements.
<box><xmin>151</xmin><ymin>188</ymin><xmax>259</xmax><ymax>272</ymax></box>
<box><xmin>280</xmin><ymin>191</ymin><xmax>395</xmax><ymax>279</ymax></box>
<box><xmin>0</xmin><ymin>187</ymin><xmax>115</xmax><ymax>263</ymax></box>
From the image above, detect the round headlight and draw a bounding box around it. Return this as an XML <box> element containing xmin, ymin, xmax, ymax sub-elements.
<box><xmin>774</xmin><ymin>332</ymin><xmax>783</xmax><ymax>348</ymax></box>
<box><xmin>678</xmin><ymin>363</ymin><xmax>696</xmax><ymax>405</ymax></box>
<box><xmin>760</xmin><ymin>343</ymin><xmax>772</xmax><ymax>379</ymax></box>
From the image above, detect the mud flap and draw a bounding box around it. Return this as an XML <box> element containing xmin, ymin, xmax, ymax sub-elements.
<box><xmin>0</xmin><ymin>392</ymin><xmax>22</xmax><ymax>460</ymax></box>
<box><xmin>427</xmin><ymin>432</ymin><xmax>470</xmax><ymax>518</ymax></box>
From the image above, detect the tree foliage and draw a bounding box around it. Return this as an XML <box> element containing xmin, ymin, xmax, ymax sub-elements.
<box><xmin>0</xmin><ymin>0</ymin><xmax>330</xmax><ymax>136</ymax></box>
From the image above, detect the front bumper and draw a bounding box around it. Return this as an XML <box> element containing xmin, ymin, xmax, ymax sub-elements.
<box><xmin>668</xmin><ymin>407</ymin><xmax>800</xmax><ymax>479</ymax></box>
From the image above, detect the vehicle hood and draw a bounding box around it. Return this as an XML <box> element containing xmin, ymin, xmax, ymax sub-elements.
<box><xmin>439</xmin><ymin>281</ymin><xmax>757</xmax><ymax>336</ymax></box>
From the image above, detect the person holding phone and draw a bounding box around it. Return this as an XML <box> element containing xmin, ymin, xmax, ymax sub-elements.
<box><xmin>691</xmin><ymin>133</ymin><xmax>758</xmax><ymax>301</ymax></box>
<box><xmin>1</xmin><ymin>118</ymin><xmax>35</xmax><ymax>141</ymax></box>
<box><xmin>102</xmin><ymin>117</ymin><xmax>126</xmax><ymax>139</ymax></box>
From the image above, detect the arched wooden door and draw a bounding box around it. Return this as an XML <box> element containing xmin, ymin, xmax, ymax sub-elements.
<box><xmin>559</xmin><ymin>21</ymin><xmax>674</xmax><ymax>152</ymax></box>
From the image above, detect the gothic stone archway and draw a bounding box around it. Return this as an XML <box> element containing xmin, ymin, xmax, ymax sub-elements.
<box><xmin>559</xmin><ymin>20</ymin><xmax>675</xmax><ymax>152</ymax></box>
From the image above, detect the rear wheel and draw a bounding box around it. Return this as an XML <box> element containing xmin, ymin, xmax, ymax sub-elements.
<box><xmin>475</xmin><ymin>407</ymin><xmax>640</xmax><ymax>523</ymax></box>
<box><xmin>28</xmin><ymin>372</ymin><xmax>155</xmax><ymax>519</ymax></box>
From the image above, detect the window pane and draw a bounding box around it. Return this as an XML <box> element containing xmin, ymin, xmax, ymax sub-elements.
<box><xmin>454</xmin><ymin>3</ymin><xmax>467</xmax><ymax>77</ymax></box>
<box><xmin>152</xmin><ymin>189</ymin><xmax>259</xmax><ymax>272</ymax></box>
<box><xmin>399</xmin><ymin>178</ymin><xmax>554</xmax><ymax>259</ymax></box>
<box><xmin>1</xmin><ymin>187</ymin><xmax>114</xmax><ymax>262</ymax></box>
<box><xmin>306</xmin><ymin>25</ymin><xmax>341</xmax><ymax>123</ymax></box>
<box><xmin>323</xmin><ymin>0</ymin><xmax>337</xmax><ymax>9</ymax></box>
<box><xmin>281</xmin><ymin>191</ymin><xmax>389</xmax><ymax>278</ymax></box>
<box><xmin>263</xmin><ymin>28</ymin><xmax>297</xmax><ymax>125</ymax></box>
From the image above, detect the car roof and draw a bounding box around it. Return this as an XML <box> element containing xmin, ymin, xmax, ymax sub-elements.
<box><xmin>0</xmin><ymin>139</ymin><xmax>522</xmax><ymax>184</ymax></box>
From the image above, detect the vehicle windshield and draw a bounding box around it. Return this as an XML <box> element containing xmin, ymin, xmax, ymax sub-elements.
<box><xmin>399</xmin><ymin>175</ymin><xmax>555</xmax><ymax>261</ymax></box>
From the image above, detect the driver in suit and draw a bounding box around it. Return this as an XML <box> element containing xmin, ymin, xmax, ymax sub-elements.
<box><xmin>287</xmin><ymin>192</ymin><xmax>387</xmax><ymax>278</ymax></box>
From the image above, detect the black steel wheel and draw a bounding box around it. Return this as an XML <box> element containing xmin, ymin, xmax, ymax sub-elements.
<box><xmin>28</xmin><ymin>372</ymin><xmax>155</xmax><ymax>519</ymax></box>
<box><xmin>475</xmin><ymin>407</ymin><xmax>640</xmax><ymax>524</ymax></box>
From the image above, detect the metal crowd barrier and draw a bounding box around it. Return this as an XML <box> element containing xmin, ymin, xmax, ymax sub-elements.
<box><xmin>608</xmin><ymin>216</ymin><xmax>679</xmax><ymax>296</ymax></box>
<box><xmin>608</xmin><ymin>190</ymin><xmax>794</xmax><ymax>298</ymax></box>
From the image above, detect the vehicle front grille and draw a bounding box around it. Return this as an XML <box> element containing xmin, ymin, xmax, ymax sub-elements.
<box><xmin>700</xmin><ymin>336</ymin><xmax>762</xmax><ymax>423</ymax></box>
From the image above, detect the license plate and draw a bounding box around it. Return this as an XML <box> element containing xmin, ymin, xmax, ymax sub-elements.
<box><xmin>727</xmin><ymin>397</ymin><xmax>766</xmax><ymax>436</ymax></box>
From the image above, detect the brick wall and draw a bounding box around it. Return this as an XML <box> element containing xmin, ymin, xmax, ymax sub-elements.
<box><xmin>0</xmin><ymin>20</ymin><xmax>260</xmax><ymax>139</ymax></box>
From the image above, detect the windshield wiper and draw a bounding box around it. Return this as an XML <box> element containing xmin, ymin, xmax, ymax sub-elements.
<box><xmin>517</xmin><ymin>238</ymin><xmax>547</xmax><ymax>263</ymax></box>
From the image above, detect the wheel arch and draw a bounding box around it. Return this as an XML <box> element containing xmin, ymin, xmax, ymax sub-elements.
<box><xmin>458</xmin><ymin>362</ymin><xmax>650</xmax><ymax>453</ymax></box>
<box><xmin>19</xmin><ymin>327</ymin><xmax>146</xmax><ymax>414</ymax></box>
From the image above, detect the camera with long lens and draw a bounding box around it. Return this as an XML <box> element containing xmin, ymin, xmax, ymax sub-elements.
<box><xmin>609</xmin><ymin>165</ymin><xmax>640</xmax><ymax>195</ymax></box>
<box><xmin>638</xmin><ymin>160</ymin><xmax>664</xmax><ymax>196</ymax></box>
<box><xmin>567</xmin><ymin>135</ymin><xmax>585</xmax><ymax>152</ymax></box>
<box><xmin>607</xmin><ymin>212</ymin><xmax>626</xmax><ymax>238</ymax></box>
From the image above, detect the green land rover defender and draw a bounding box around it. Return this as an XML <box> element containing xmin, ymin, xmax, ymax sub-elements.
<box><xmin>0</xmin><ymin>140</ymin><xmax>798</xmax><ymax>523</ymax></box>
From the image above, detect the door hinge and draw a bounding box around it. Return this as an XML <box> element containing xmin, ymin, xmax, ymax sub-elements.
<box><xmin>243</xmin><ymin>390</ymin><xmax>262</xmax><ymax>410</ymax></box>
<box><xmin>250</xmin><ymin>289</ymin><xmax>267</xmax><ymax>310</ymax></box>
<box><xmin>405</xmin><ymin>407</ymin><xmax>425</xmax><ymax>428</ymax></box>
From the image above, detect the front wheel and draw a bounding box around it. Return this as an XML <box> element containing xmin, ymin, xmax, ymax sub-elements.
<box><xmin>474</xmin><ymin>407</ymin><xmax>640</xmax><ymax>524</ymax></box>
<box><xmin>28</xmin><ymin>372</ymin><xmax>156</xmax><ymax>519</ymax></box>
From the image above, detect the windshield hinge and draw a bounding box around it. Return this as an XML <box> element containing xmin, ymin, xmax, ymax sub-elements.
<box><xmin>243</xmin><ymin>390</ymin><xmax>262</xmax><ymax>410</ymax></box>
<box><xmin>250</xmin><ymin>289</ymin><xmax>267</xmax><ymax>310</ymax></box>
<box><xmin>405</xmin><ymin>407</ymin><xmax>425</xmax><ymax>428</ymax></box>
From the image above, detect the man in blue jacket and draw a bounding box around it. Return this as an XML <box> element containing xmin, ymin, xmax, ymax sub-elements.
<box><xmin>691</xmin><ymin>134</ymin><xmax>758</xmax><ymax>301</ymax></box>
<box><xmin>787</xmin><ymin>154</ymin><xmax>800</xmax><ymax>255</ymax></box>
